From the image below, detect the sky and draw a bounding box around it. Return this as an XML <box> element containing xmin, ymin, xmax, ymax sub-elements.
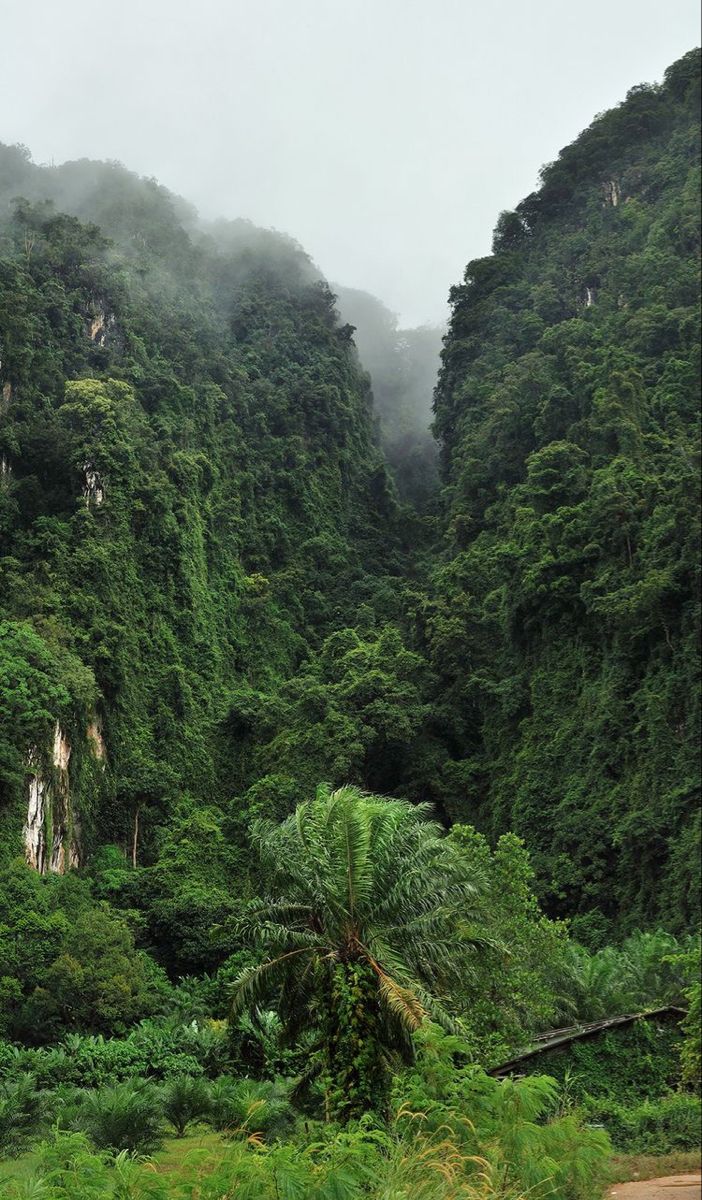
<box><xmin>1</xmin><ymin>0</ymin><xmax>699</xmax><ymax>325</ymax></box>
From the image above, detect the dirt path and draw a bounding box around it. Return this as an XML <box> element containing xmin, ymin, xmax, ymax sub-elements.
<box><xmin>609</xmin><ymin>1176</ymin><xmax>701</xmax><ymax>1199</ymax></box>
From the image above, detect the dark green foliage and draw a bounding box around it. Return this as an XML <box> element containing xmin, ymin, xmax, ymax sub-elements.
<box><xmin>20</xmin><ymin>906</ymin><xmax>166</xmax><ymax>1041</ymax></box>
<box><xmin>72</xmin><ymin>1078</ymin><xmax>164</xmax><ymax>1154</ymax></box>
<box><xmin>0</xmin><ymin>863</ymin><xmax>168</xmax><ymax>1042</ymax></box>
<box><xmin>534</xmin><ymin>1018</ymin><xmax>683</xmax><ymax>1106</ymax></box>
<box><xmin>117</xmin><ymin>807</ymin><xmax>243</xmax><ymax>978</ymax></box>
<box><xmin>0</xmin><ymin>1073</ymin><xmax>49</xmax><ymax>1155</ymax></box>
<box><xmin>229</xmin><ymin>624</ymin><xmax>432</xmax><ymax>801</ymax></box>
<box><xmin>430</xmin><ymin>49</ymin><xmax>701</xmax><ymax>929</ymax></box>
<box><xmin>160</xmin><ymin>1074</ymin><xmax>212</xmax><ymax>1137</ymax></box>
<box><xmin>583</xmin><ymin>1090</ymin><xmax>701</xmax><ymax>1154</ymax></box>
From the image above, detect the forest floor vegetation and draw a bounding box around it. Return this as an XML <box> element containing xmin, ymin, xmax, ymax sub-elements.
<box><xmin>608</xmin><ymin>1153</ymin><xmax>702</xmax><ymax>1184</ymax></box>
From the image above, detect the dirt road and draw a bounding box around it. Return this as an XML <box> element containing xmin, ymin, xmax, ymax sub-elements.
<box><xmin>609</xmin><ymin>1176</ymin><xmax>701</xmax><ymax>1199</ymax></box>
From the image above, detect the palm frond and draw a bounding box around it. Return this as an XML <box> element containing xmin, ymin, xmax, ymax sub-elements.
<box><xmin>229</xmin><ymin>948</ymin><xmax>318</xmax><ymax>1018</ymax></box>
<box><xmin>375</xmin><ymin>966</ymin><xmax>427</xmax><ymax>1032</ymax></box>
<box><xmin>237</xmin><ymin>783</ymin><xmax>483</xmax><ymax>1084</ymax></box>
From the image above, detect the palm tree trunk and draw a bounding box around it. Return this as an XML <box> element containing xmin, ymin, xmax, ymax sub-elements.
<box><xmin>326</xmin><ymin>960</ymin><xmax>388</xmax><ymax>1121</ymax></box>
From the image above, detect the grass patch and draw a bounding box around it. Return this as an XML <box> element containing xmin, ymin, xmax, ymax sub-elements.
<box><xmin>0</xmin><ymin>1131</ymin><xmax>230</xmax><ymax>1191</ymax></box>
<box><xmin>0</xmin><ymin>1150</ymin><xmax>40</xmax><ymax>1184</ymax></box>
<box><xmin>608</xmin><ymin>1150</ymin><xmax>702</xmax><ymax>1185</ymax></box>
<box><xmin>8</xmin><ymin>1133</ymin><xmax>697</xmax><ymax>1197</ymax></box>
<box><xmin>151</xmin><ymin>1128</ymin><xmax>232</xmax><ymax>1179</ymax></box>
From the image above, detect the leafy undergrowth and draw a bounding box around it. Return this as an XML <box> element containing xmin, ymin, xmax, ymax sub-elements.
<box><xmin>150</xmin><ymin>1128</ymin><xmax>232</xmax><ymax>1178</ymax></box>
<box><xmin>0</xmin><ymin>1117</ymin><xmax>609</xmax><ymax>1199</ymax></box>
<box><xmin>0</xmin><ymin>1129</ymin><xmax>223</xmax><ymax>1183</ymax></box>
<box><xmin>607</xmin><ymin>1150</ymin><xmax>702</xmax><ymax>1185</ymax></box>
<box><xmin>3</xmin><ymin>1137</ymin><xmax>694</xmax><ymax>1192</ymax></box>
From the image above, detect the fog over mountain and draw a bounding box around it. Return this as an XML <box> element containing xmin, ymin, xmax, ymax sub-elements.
<box><xmin>0</xmin><ymin>144</ymin><xmax>443</xmax><ymax>489</ymax></box>
<box><xmin>333</xmin><ymin>286</ymin><xmax>443</xmax><ymax>503</ymax></box>
<box><xmin>1</xmin><ymin>0</ymin><xmax>698</xmax><ymax>325</ymax></box>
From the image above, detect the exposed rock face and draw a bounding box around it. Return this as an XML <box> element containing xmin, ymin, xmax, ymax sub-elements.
<box><xmin>86</xmin><ymin>304</ymin><xmax>116</xmax><ymax>346</ymax></box>
<box><xmin>603</xmin><ymin>178</ymin><xmax>621</xmax><ymax>207</ymax></box>
<box><xmin>1</xmin><ymin>380</ymin><xmax>11</xmax><ymax>407</ymax></box>
<box><xmin>23</xmin><ymin>722</ymin><xmax>80</xmax><ymax>874</ymax></box>
<box><xmin>24</xmin><ymin>758</ymin><xmax>49</xmax><ymax>872</ymax></box>
<box><xmin>52</xmin><ymin>722</ymin><xmax>71</xmax><ymax>772</ymax></box>
<box><xmin>82</xmin><ymin>462</ymin><xmax>105</xmax><ymax>507</ymax></box>
<box><xmin>87</xmin><ymin>718</ymin><xmax>107</xmax><ymax>761</ymax></box>
<box><xmin>23</xmin><ymin>716</ymin><xmax>107</xmax><ymax>873</ymax></box>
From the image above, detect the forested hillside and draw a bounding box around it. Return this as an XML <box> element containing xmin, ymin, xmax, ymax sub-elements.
<box><xmin>430</xmin><ymin>48</ymin><xmax>701</xmax><ymax>940</ymax></box>
<box><xmin>0</xmin><ymin>48</ymin><xmax>699</xmax><ymax>935</ymax></box>
<box><xmin>0</xmin><ymin>49</ymin><xmax>700</xmax><ymax>945</ymax></box>
<box><xmin>333</xmin><ymin>285</ymin><xmax>443</xmax><ymax>504</ymax></box>
<box><xmin>0</xmin><ymin>48</ymin><xmax>700</xmax><ymax>1200</ymax></box>
<box><xmin>0</xmin><ymin>147</ymin><xmax>405</xmax><ymax>877</ymax></box>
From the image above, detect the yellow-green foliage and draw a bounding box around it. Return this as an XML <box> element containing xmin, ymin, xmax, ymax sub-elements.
<box><xmin>393</xmin><ymin>1025</ymin><xmax>611</xmax><ymax>1200</ymax></box>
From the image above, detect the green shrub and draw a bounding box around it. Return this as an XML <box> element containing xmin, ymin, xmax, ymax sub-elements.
<box><xmin>0</xmin><ymin>1072</ymin><xmax>50</xmax><ymax>1155</ymax></box>
<box><xmin>0</xmin><ymin>1063</ymin><xmax>615</xmax><ymax>1199</ymax></box>
<box><xmin>559</xmin><ymin>931</ymin><xmax>695</xmax><ymax>1024</ymax></box>
<box><xmin>667</xmin><ymin>941</ymin><xmax>702</xmax><ymax>1090</ymax></box>
<box><xmin>392</xmin><ymin>1025</ymin><xmax>612</xmax><ymax>1200</ymax></box>
<box><xmin>583</xmin><ymin>1090</ymin><xmax>702</xmax><ymax>1153</ymax></box>
<box><xmin>0</xmin><ymin>1021</ymin><xmax>222</xmax><ymax>1089</ymax></box>
<box><xmin>2</xmin><ymin>1129</ymin><xmax>164</xmax><ymax>1200</ymax></box>
<box><xmin>208</xmin><ymin>1076</ymin><xmax>294</xmax><ymax>1138</ymax></box>
<box><xmin>160</xmin><ymin>1074</ymin><xmax>211</xmax><ymax>1136</ymax></box>
<box><xmin>72</xmin><ymin>1078</ymin><xmax>164</xmax><ymax>1154</ymax></box>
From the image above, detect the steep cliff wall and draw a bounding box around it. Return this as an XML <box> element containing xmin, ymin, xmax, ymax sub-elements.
<box><xmin>429</xmin><ymin>50</ymin><xmax>701</xmax><ymax>935</ymax></box>
<box><xmin>0</xmin><ymin>168</ymin><xmax>400</xmax><ymax>865</ymax></box>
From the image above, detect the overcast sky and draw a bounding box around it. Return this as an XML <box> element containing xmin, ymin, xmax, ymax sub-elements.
<box><xmin>1</xmin><ymin>0</ymin><xmax>699</xmax><ymax>325</ymax></box>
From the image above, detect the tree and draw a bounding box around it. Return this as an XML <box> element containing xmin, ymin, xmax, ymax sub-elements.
<box><xmin>447</xmin><ymin>826</ymin><xmax>570</xmax><ymax>1061</ymax></box>
<box><xmin>230</xmin><ymin>785</ymin><xmax>484</xmax><ymax>1120</ymax></box>
<box><xmin>20</xmin><ymin>906</ymin><xmax>167</xmax><ymax>1039</ymax></box>
<box><xmin>0</xmin><ymin>621</ymin><xmax>70</xmax><ymax>788</ymax></box>
<box><xmin>133</xmin><ymin>806</ymin><xmax>241</xmax><ymax>976</ymax></box>
<box><xmin>666</xmin><ymin>940</ymin><xmax>701</xmax><ymax>1090</ymax></box>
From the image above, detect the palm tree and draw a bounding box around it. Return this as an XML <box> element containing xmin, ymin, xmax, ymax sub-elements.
<box><xmin>230</xmin><ymin>784</ymin><xmax>484</xmax><ymax>1119</ymax></box>
<box><xmin>559</xmin><ymin>929</ymin><xmax>693</xmax><ymax>1023</ymax></box>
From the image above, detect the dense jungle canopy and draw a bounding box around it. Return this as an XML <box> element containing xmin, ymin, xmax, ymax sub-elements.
<box><xmin>0</xmin><ymin>45</ymin><xmax>699</xmax><ymax>1200</ymax></box>
<box><xmin>1</xmin><ymin>50</ymin><xmax>698</xmax><ymax>943</ymax></box>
